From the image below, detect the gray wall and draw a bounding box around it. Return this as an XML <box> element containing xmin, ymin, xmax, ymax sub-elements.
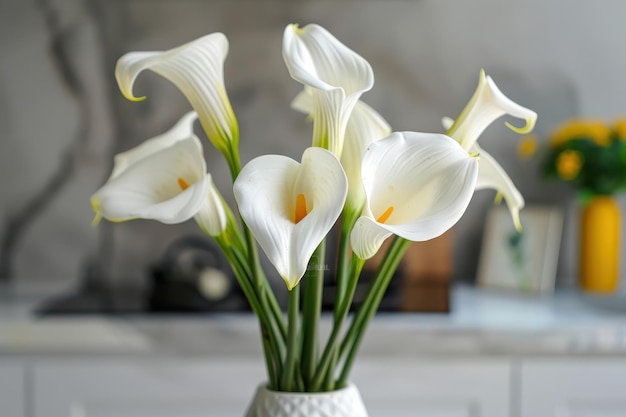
<box><xmin>2</xmin><ymin>0</ymin><xmax>626</xmax><ymax>292</ymax></box>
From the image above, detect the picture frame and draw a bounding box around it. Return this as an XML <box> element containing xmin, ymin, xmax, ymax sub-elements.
<box><xmin>477</xmin><ymin>205</ymin><xmax>563</xmax><ymax>295</ymax></box>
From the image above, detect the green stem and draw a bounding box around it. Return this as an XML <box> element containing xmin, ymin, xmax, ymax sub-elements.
<box><xmin>226</xmin><ymin>247</ymin><xmax>282</xmax><ymax>339</ymax></box>
<box><xmin>225</xmin><ymin>141</ymin><xmax>242</xmax><ymax>183</ymax></box>
<box><xmin>216</xmin><ymin>238</ymin><xmax>280</xmax><ymax>388</ymax></box>
<box><xmin>324</xmin><ymin>212</ymin><xmax>358</xmax><ymax>390</ymax></box>
<box><xmin>242</xmin><ymin>227</ymin><xmax>263</xmax><ymax>287</ymax></box>
<box><xmin>337</xmin><ymin>237</ymin><xmax>412</xmax><ymax>387</ymax></box>
<box><xmin>229</xmin><ymin>152</ymin><xmax>289</xmax><ymax>372</ymax></box>
<box><xmin>334</xmin><ymin>211</ymin><xmax>358</xmax><ymax>321</ymax></box>
<box><xmin>219</xmin><ymin>144</ymin><xmax>287</xmax><ymax>387</ymax></box>
<box><xmin>226</xmin><ymin>147</ymin><xmax>263</xmax><ymax>293</ymax></box>
<box><xmin>322</xmin><ymin>355</ymin><xmax>335</xmax><ymax>391</ymax></box>
<box><xmin>280</xmin><ymin>285</ymin><xmax>300</xmax><ymax>391</ymax></box>
<box><xmin>281</xmin><ymin>285</ymin><xmax>300</xmax><ymax>391</ymax></box>
<box><xmin>309</xmin><ymin>256</ymin><xmax>365</xmax><ymax>391</ymax></box>
<box><xmin>259</xmin><ymin>323</ymin><xmax>278</xmax><ymax>390</ymax></box>
<box><xmin>300</xmin><ymin>241</ymin><xmax>326</xmax><ymax>388</ymax></box>
<box><xmin>263</xmin><ymin>279</ymin><xmax>288</xmax><ymax>341</ymax></box>
<box><xmin>231</xmin><ymin>246</ymin><xmax>287</xmax><ymax>342</ymax></box>
<box><xmin>226</xmin><ymin>209</ymin><xmax>290</xmax><ymax>392</ymax></box>
<box><xmin>237</xmin><ymin>202</ymin><xmax>283</xmax><ymax>368</ymax></box>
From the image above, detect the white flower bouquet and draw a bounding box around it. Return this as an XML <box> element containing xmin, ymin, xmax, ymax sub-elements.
<box><xmin>92</xmin><ymin>23</ymin><xmax>536</xmax><ymax>393</ymax></box>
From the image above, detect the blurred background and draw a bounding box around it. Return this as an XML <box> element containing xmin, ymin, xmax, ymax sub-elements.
<box><xmin>2</xmin><ymin>0</ymin><xmax>625</xmax><ymax>300</ymax></box>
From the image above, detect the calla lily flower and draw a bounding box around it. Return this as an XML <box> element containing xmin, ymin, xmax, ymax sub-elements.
<box><xmin>234</xmin><ymin>147</ymin><xmax>348</xmax><ymax>290</ymax></box>
<box><xmin>444</xmin><ymin>70</ymin><xmax>537</xmax><ymax>230</ymax></box>
<box><xmin>283</xmin><ymin>24</ymin><xmax>374</xmax><ymax>158</ymax></box>
<box><xmin>446</xmin><ymin>70</ymin><xmax>537</xmax><ymax>151</ymax></box>
<box><xmin>351</xmin><ymin>132</ymin><xmax>479</xmax><ymax>260</ymax></box>
<box><xmin>292</xmin><ymin>89</ymin><xmax>391</xmax><ymax>214</ymax></box>
<box><xmin>91</xmin><ymin>136</ymin><xmax>212</xmax><ymax>225</ymax></box>
<box><xmin>115</xmin><ymin>33</ymin><xmax>238</xmax><ymax>157</ymax></box>
<box><xmin>93</xmin><ymin>112</ymin><xmax>228</xmax><ymax>234</ymax></box>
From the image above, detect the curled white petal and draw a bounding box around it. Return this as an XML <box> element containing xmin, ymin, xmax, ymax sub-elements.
<box><xmin>442</xmin><ymin>70</ymin><xmax>536</xmax><ymax>229</ymax></box>
<box><xmin>115</xmin><ymin>33</ymin><xmax>238</xmax><ymax>153</ymax></box>
<box><xmin>110</xmin><ymin>111</ymin><xmax>198</xmax><ymax>179</ymax></box>
<box><xmin>92</xmin><ymin>137</ymin><xmax>210</xmax><ymax>224</ymax></box>
<box><xmin>283</xmin><ymin>24</ymin><xmax>374</xmax><ymax>157</ymax></box>
<box><xmin>350</xmin><ymin>217</ymin><xmax>394</xmax><ymax>261</ymax></box>
<box><xmin>447</xmin><ymin>69</ymin><xmax>537</xmax><ymax>151</ymax></box>
<box><xmin>351</xmin><ymin>132</ymin><xmax>478</xmax><ymax>259</ymax></box>
<box><xmin>282</xmin><ymin>24</ymin><xmax>373</xmax><ymax>95</ymax></box>
<box><xmin>473</xmin><ymin>145</ymin><xmax>525</xmax><ymax>231</ymax></box>
<box><xmin>194</xmin><ymin>177</ymin><xmax>228</xmax><ymax>236</ymax></box>
<box><xmin>234</xmin><ymin>147</ymin><xmax>347</xmax><ymax>289</ymax></box>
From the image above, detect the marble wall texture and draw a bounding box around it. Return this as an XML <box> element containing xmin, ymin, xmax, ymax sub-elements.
<box><xmin>2</xmin><ymin>0</ymin><xmax>626</xmax><ymax>292</ymax></box>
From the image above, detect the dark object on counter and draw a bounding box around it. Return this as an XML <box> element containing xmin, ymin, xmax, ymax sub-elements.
<box><xmin>148</xmin><ymin>235</ymin><xmax>250</xmax><ymax>312</ymax></box>
<box><xmin>37</xmin><ymin>235</ymin><xmax>250</xmax><ymax>315</ymax></box>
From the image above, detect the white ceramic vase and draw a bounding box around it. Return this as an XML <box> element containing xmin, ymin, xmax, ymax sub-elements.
<box><xmin>244</xmin><ymin>383</ymin><xmax>368</xmax><ymax>417</ymax></box>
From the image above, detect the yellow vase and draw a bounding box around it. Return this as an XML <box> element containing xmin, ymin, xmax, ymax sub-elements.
<box><xmin>580</xmin><ymin>196</ymin><xmax>620</xmax><ymax>292</ymax></box>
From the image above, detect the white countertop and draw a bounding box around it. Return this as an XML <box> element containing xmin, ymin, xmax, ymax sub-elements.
<box><xmin>2</xmin><ymin>285</ymin><xmax>626</xmax><ymax>357</ymax></box>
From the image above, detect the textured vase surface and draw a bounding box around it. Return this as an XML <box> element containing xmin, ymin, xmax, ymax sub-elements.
<box><xmin>244</xmin><ymin>383</ymin><xmax>368</xmax><ymax>417</ymax></box>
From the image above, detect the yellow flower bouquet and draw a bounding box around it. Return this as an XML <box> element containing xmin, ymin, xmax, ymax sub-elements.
<box><xmin>536</xmin><ymin>118</ymin><xmax>626</xmax><ymax>197</ymax></box>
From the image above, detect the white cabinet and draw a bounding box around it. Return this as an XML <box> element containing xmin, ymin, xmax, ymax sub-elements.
<box><xmin>29</xmin><ymin>356</ymin><xmax>626</xmax><ymax>417</ymax></box>
<box><xmin>354</xmin><ymin>359</ymin><xmax>511</xmax><ymax>417</ymax></box>
<box><xmin>520</xmin><ymin>359</ymin><xmax>626</xmax><ymax>417</ymax></box>
<box><xmin>32</xmin><ymin>358</ymin><xmax>511</xmax><ymax>417</ymax></box>
<box><xmin>33</xmin><ymin>359</ymin><xmax>265</xmax><ymax>417</ymax></box>
<box><xmin>0</xmin><ymin>362</ymin><xmax>25</xmax><ymax>417</ymax></box>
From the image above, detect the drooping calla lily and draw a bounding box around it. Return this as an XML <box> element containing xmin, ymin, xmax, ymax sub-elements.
<box><xmin>93</xmin><ymin>112</ymin><xmax>227</xmax><ymax>234</ymax></box>
<box><xmin>91</xmin><ymin>111</ymin><xmax>226</xmax><ymax>231</ymax></box>
<box><xmin>283</xmin><ymin>24</ymin><xmax>374</xmax><ymax>158</ymax></box>
<box><xmin>350</xmin><ymin>132</ymin><xmax>479</xmax><ymax>260</ymax></box>
<box><xmin>446</xmin><ymin>69</ymin><xmax>537</xmax><ymax>151</ymax></box>
<box><xmin>292</xmin><ymin>88</ymin><xmax>391</xmax><ymax>215</ymax></box>
<box><xmin>115</xmin><ymin>33</ymin><xmax>239</xmax><ymax>158</ymax></box>
<box><xmin>91</xmin><ymin>136</ymin><xmax>212</xmax><ymax>225</ymax></box>
<box><xmin>234</xmin><ymin>147</ymin><xmax>348</xmax><ymax>290</ymax></box>
<box><xmin>444</xmin><ymin>70</ymin><xmax>537</xmax><ymax>230</ymax></box>
<box><xmin>443</xmin><ymin>119</ymin><xmax>523</xmax><ymax>225</ymax></box>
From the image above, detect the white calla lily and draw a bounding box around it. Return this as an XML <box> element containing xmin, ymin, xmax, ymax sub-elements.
<box><xmin>292</xmin><ymin>89</ymin><xmax>391</xmax><ymax>214</ymax></box>
<box><xmin>444</xmin><ymin>70</ymin><xmax>537</xmax><ymax>230</ymax></box>
<box><xmin>283</xmin><ymin>24</ymin><xmax>374</xmax><ymax>157</ymax></box>
<box><xmin>94</xmin><ymin>112</ymin><xmax>227</xmax><ymax>234</ymax></box>
<box><xmin>351</xmin><ymin>132</ymin><xmax>479</xmax><ymax>260</ymax></box>
<box><xmin>91</xmin><ymin>136</ymin><xmax>212</xmax><ymax>224</ymax></box>
<box><xmin>115</xmin><ymin>33</ymin><xmax>238</xmax><ymax>156</ymax></box>
<box><xmin>447</xmin><ymin>69</ymin><xmax>537</xmax><ymax>152</ymax></box>
<box><xmin>234</xmin><ymin>147</ymin><xmax>348</xmax><ymax>290</ymax></box>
